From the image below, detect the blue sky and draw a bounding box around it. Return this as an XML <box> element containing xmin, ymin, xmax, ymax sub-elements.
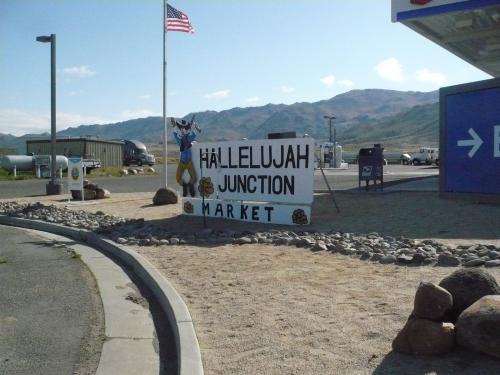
<box><xmin>0</xmin><ymin>0</ymin><xmax>491</xmax><ymax>136</ymax></box>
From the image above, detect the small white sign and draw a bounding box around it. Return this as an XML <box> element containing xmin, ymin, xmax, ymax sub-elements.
<box><xmin>182</xmin><ymin>198</ymin><xmax>311</xmax><ymax>225</ymax></box>
<box><xmin>67</xmin><ymin>157</ymin><xmax>83</xmax><ymax>191</ymax></box>
<box><xmin>35</xmin><ymin>155</ymin><xmax>51</xmax><ymax>166</ymax></box>
<box><xmin>191</xmin><ymin>138</ymin><xmax>315</xmax><ymax>204</ymax></box>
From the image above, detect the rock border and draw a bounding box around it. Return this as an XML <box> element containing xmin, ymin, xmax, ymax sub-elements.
<box><xmin>1</xmin><ymin>201</ymin><xmax>499</xmax><ymax>268</ymax></box>
<box><xmin>0</xmin><ymin>214</ymin><xmax>204</xmax><ymax>375</ymax></box>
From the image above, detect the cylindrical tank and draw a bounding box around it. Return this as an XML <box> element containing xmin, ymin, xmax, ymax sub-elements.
<box><xmin>0</xmin><ymin>155</ymin><xmax>34</xmax><ymax>171</ymax></box>
<box><xmin>334</xmin><ymin>145</ymin><xmax>343</xmax><ymax>168</ymax></box>
<box><xmin>54</xmin><ymin>155</ymin><xmax>68</xmax><ymax>170</ymax></box>
<box><xmin>1</xmin><ymin>155</ymin><xmax>69</xmax><ymax>171</ymax></box>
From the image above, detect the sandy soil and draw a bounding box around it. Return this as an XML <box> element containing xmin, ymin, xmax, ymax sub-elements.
<box><xmin>3</xmin><ymin>191</ymin><xmax>500</xmax><ymax>374</ymax></box>
<box><xmin>135</xmin><ymin>244</ymin><xmax>500</xmax><ymax>375</ymax></box>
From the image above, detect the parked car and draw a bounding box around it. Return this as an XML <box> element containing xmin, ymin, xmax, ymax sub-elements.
<box><xmin>410</xmin><ymin>147</ymin><xmax>439</xmax><ymax>165</ymax></box>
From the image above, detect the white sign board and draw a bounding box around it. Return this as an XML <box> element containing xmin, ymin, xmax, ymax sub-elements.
<box><xmin>191</xmin><ymin>138</ymin><xmax>315</xmax><ymax>204</ymax></box>
<box><xmin>67</xmin><ymin>157</ymin><xmax>83</xmax><ymax>191</ymax></box>
<box><xmin>35</xmin><ymin>155</ymin><xmax>51</xmax><ymax>166</ymax></box>
<box><xmin>182</xmin><ymin>198</ymin><xmax>311</xmax><ymax>225</ymax></box>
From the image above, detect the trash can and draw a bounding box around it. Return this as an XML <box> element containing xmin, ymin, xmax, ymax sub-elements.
<box><xmin>358</xmin><ymin>144</ymin><xmax>384</xmax><ymax>190</ymax></box>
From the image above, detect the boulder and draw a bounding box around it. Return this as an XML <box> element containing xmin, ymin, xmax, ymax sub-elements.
<box><xmin>147</xmin><ymin>167</ymin><xmax>155</xmax><ymax>173</ymax></box>
<box><xmin>439</xmin><ymin>269</ymin><xmax>500</xmax><ymax>322</ymax></box>
<box><xmin>456</xmin><ymin>295</ymin><xmax>500</xmax><ymax>359</ymax></box>
<box><xmin>71</xmin><ymin>188</ymin><xmax>96</xmax><ymax>200</ymax></box>
<box><xmin>233</xmin><ymin>237</ymin><xmax>252</xmax><ymax>245</ymax></box>
<box><xmin>86</xmin><ymin>183</ymin><xmax>99</xmax><ymax>191</ymax></box>
<box><xmin>128</xmin><ymin>168</ymin><xmax>138</xmax><ymax>175</ymax></box>
<box><xmin>437</xmin><ymin>253</ymin><xmax>460</xmax><ymax>267</ymax></box>
<box><xmin>463</xmin><ymin>258</ymin><xmax>485</xmax><ymax>267</ymax></box>
<box><xmin>413</xmin><ymin>282</ymin><xmax>453</xmax><ymax>321</ymax></box>
<box><xmin>379</xmin><ymin>255</ymin><xmax>396</xmax><ymax>264</ymax></box>
<box><xmin>312</xmin><ymin>242</ymin><xmax>328</xmax><ymax>252</ymax></box>
<box><xmin>485</xmin><ymin>259</ymin><xmax>500</xmax><ymax>268</ymax></box>
<box><xmin>119</xmin><ymin>169</ymin><xmax>128</xmax><ymax>176</ymax></box>
<box><xmin>152</xmin><ymin>187</ymin><xmax>178</xmax><ymax>205</ymax></box>
<box><xmin>95</xmin><ymin>188</ymin><xmax>111</xmax><ymax>199</ymax></box>
<box><xmin>392</xmin><ymin>317</ymin><xmax>455</xmax><ymax>355</ymax></box>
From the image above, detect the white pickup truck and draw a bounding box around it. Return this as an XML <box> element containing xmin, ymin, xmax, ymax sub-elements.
<box><xmin>409</xmin><ymin>147</ymin><xmax>439</xmax><ymax>165</ymax></box>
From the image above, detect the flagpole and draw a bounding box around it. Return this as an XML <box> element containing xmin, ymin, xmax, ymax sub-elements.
<box><xmin>163</xmin><ymin>0</ymin><xmax>168</xmax><ymax>189</ymax></box>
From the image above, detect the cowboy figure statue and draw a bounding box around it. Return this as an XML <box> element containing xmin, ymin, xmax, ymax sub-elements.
<box><xmin>171</xmin><ymin>116</ymin><xmax>201</xmax><ymax>197</ymax></box>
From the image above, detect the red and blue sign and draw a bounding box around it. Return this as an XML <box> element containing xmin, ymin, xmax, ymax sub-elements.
<box><xmin>396</xmin><ymin>0</ymin><xmax>500</xmax><ymax>21</ymax></box>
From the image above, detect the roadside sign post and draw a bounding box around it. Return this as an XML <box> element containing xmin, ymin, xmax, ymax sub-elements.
<box><xmin>67</xmin><ymin>157</ymin><xmax>84</xmax><ymax>202</ymax></box>
<box><xmin>440</xmin><ymin>77</ymin><xmax>500</xmax><ymax>202</ymax></box>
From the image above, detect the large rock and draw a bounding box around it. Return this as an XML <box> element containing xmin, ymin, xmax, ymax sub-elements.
<box><xmin>152</xmin><ymin>188</ymin><xmax>178</xmax><ymax>205</ymax></box>
<box><xmin>95</xmin><ymin>188</ymin><xmax>111</xmax><ymax>199</ymax></box>
<box><xmin>437</xmin><ymin>253</ymin><xmax>460</xmax><ymax>267</ymax></box>
<box><xmin>85</xmin><ymin>183</ymin><xmax>99</xmax><ymax>191</ymax></box>
<box><xmin>71</xmin><ymin>188</ymin><xmax>96</xmax><ymax>200</ymax></box>
<box><xmin>456</xmin><ymin>295</ymin><xmax>500</xmax><ymax>359</ymax></box>
<box><xmin>392</xmin><ymin>318</ymin><xmax>455</xmax><ymax>355</ymax></box>
<box><xmin>413</xmin><ymin>282</ymin><xmax>453</xmax><ymax>321</ymax></box>
<box><xmin>439</xmin><ymin>269</ymin><xmax>500</xmax><ymax>322</ymax></box>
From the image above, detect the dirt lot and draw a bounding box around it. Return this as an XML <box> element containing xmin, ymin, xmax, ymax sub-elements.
<box><xmin>3</xmin><ymin>191</ymin><xmax>500</xmax><ymax>374</ymax></box>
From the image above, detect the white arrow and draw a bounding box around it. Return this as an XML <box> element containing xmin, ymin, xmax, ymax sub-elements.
<box><xmin>457</xmin><ymin>128</ymin><xmax>483</xmax><ymax>158</ymax></box>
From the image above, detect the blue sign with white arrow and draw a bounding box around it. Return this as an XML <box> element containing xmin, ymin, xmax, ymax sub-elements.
<box><xmin>442</xmin><ymin>83</ymin><xmax>500</xmax><ymax>195</ymax></box>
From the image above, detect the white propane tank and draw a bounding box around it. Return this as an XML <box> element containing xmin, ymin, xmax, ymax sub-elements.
<box><xmin>334</xmin><ymin>145</ymin><xmax>343</xmax><ymax>168</ymax></box>
<box><xmin>54</xmin><ymin>155</ymin><xmax>69</xmax><ymax>170</ymax></box>
<box><xmin>0</xmin><ymin>155</ymin><xmax>34</xmax><ymax>171</ymax></box>
<box><xmin>0</xmin><ymin>155</ymin><xmax>69</xmax><ymax>172</ymax></box>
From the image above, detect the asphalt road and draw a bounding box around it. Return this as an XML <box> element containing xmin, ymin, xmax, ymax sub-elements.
<box><xmin>0</xmin><ymin>164</ymin><xmax>439</xmax><ymax>199</ymax></box>
<box><xmin>0</xmin><ymin>225</ymin><xmax>103</xmax><ymax>375</ymax></box>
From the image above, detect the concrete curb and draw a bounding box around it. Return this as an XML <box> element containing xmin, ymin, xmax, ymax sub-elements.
<box><xmin>0</xmin><ymin>215</ymin><xmax>204</xmax><ymax>375</ymax></box>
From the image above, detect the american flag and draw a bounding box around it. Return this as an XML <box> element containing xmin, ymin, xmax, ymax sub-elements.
<box><xmin>166</xmin><ymin>4</ymin><xmax>194</xmax><ymax>33</ymax></box>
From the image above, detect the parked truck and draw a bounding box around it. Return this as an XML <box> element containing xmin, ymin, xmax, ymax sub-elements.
<box><xmin>123</xmin><ymin>140</ymin><xmax>155</xmax><ymax>166</ymax></box>
<box><xmin>409</xmin><ymin>147</ymin><xmax>439</xmax><ymax>165</ymax></box>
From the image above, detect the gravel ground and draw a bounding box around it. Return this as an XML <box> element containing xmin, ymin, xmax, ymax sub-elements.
<box><xmin>1</xmin><ymin>191</ymin><xmax>500</xmax><ymax>374</ymax></box>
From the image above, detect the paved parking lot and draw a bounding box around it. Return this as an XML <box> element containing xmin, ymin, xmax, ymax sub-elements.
<box><xmin>0</xmin><ymin>164</ymin><xmax>438</xmax><ymax>199</ymax></box>
<box><xmin>0</xmin><ymin>226</ymin><xmax>103</xmax><ymax>375</ymax></box>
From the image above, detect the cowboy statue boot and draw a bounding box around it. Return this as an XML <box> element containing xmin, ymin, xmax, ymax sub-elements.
<box><xmin>182</xmin><ymin>183</ymin><xmax>188</xmax><ymax>197</ymax></box>
<box><xmin>188</xmin><ymin>183</ymin><xmax>195</xmax><ymax>197</ymax></box>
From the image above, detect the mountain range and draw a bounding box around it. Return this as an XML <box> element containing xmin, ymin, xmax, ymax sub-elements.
<box><xmin>0</xmin><ymin>89</ymin><xmax>439</xmax><ymax>154</ymax></box>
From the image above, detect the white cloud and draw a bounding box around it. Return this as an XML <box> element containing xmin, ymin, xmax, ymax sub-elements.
<box><xmin>139</xmin><ymin>94</ymin><xmax>151</xmax><ymax>100</ymax></box>
<box><xmin>338</xmin><ymin>79</ymin><xmax>354</xmax><ymax>87</ymax></box>
<box><xmin>280</xmin><ymin>85</ymin><xmax>295</xmax><ymax>94</ymax></box>
<box><xmin>120</xmin><ymin>109</ymin><xmax>161</xmax><ymax>119</ymax></box>
<box><xmin>68</xmin><ymin>90</ymin><xmax>84</xmax><ymax>97</ymax></box>
<box><xmin>63</xmin><ymin>65</ymin><xmax>96</xmax><ymax>78</ymax></box>
<box><xmin>415</xmin><ymin>68</ymin><xmax>447</xmax><ymax>86</ymax></box>
<box><xmin>0</xmin><ymin>108</ymin><xmax>114</xmax><ymax>136</ymax></box>
<box><xmin>374</xmin><ymin>57</ymin><xmax>405</xmax><ymax>82</ymax></box>
<box><xmin>245</xmin><ymin>96</ymin><xmax>260</xmax><ymax>103</ymax></box>
<box><xmin>320</xmin><ymin>74</ymin><xmax>336</xmax><ymax>87</ymax></box>
<box><xmin>204</xmin><ymin>89</ymin><xmax>229</xmax><ymax>99</ymax></box>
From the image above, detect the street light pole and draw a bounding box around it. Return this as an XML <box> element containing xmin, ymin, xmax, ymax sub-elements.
<box><xmin>323</xmin><ymin>115</ymin><xmax>336</xmax><ymax>167</ymax></box>
<box><xmin>37</xmin><ymin>33</ymin><xmax>62</xmax><ymax>195</ymax></box>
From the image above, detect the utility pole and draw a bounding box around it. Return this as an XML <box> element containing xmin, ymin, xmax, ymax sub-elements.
<box><xmin>37</xmin><ymin>34</ymin><xmax>62</xmax><ymax>195</ymax></box>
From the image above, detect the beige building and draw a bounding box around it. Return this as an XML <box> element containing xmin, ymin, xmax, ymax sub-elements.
<box><xmin>26</xmin><ymin>137</ymin><xmax>124</xmax><ymax>168</ymax></box>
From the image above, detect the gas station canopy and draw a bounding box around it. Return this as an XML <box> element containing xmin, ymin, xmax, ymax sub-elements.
<box><xmin>392</xmin><ymin>0</ymin><xmax>500</xmax><ymax>77</ymax></box>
